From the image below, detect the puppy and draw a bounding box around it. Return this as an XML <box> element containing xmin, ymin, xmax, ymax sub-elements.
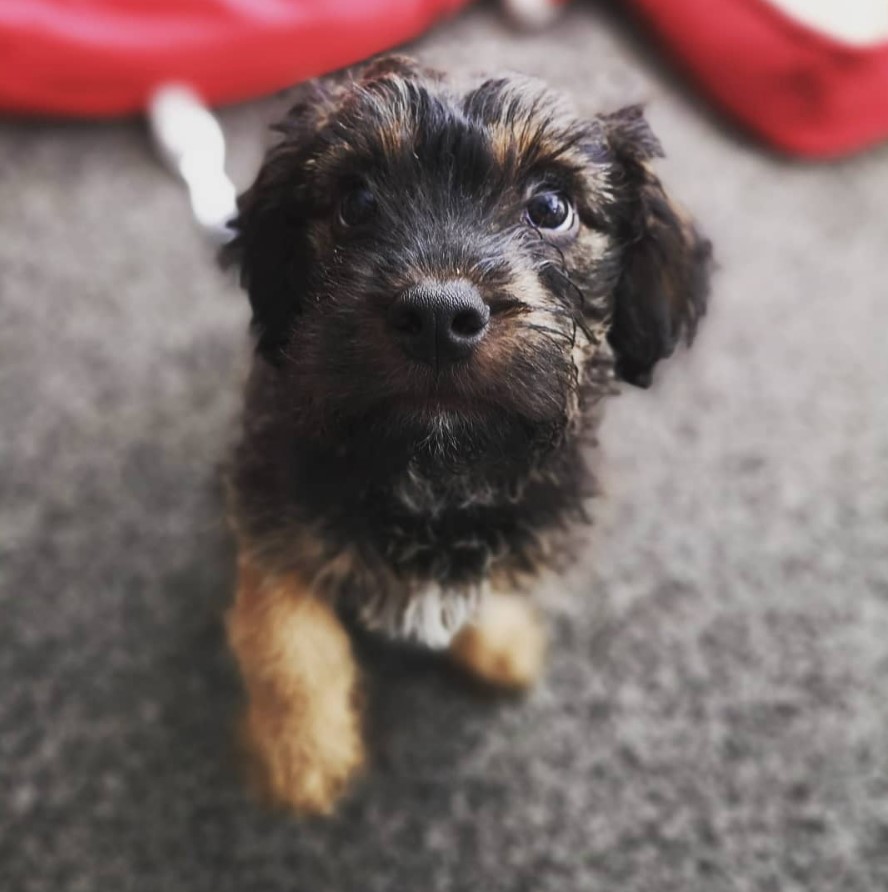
<box><xmin>222</xmin><ymin>56</ymin><xmax>711</xmax><ymax>814</ymax></box>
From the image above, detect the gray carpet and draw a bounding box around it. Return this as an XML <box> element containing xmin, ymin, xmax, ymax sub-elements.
<box><xmin>3</xmin><ymin>4</ymin><xmax>888</xmax><ymax>890</ymax></box>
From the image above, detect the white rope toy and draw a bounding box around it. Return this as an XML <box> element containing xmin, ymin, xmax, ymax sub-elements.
<box><xmin>148</xmin><ymin>84</ymin><xmax>238</xmax><ymax>245</ymax></box>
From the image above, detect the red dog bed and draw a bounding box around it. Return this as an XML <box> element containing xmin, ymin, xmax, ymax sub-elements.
<box><xmin>628</xmin><ymin>0</ymin><xmax>888</xmax><ymax>157</ymax></box>
<box><xmin>0</xmin><ymin>0</ymin><xmax>469</xmax><ymax>117</ymax></box>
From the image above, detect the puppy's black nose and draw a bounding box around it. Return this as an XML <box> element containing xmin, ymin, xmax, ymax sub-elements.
<box><xmin>387</xmin><ymin>280</ymin><xmax>490</xmax><ymax>366</ymax></box>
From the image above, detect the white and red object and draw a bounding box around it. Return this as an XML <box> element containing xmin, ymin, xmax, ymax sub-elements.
<box><xmin>627</xmin><ymin>0</ymin><xmax>888</xmax><ymax>157</ymax></box>
<box><xmin>2</xmin><ymin>0</ymin><xmax>887</xmax><ymax>158</ymax></box>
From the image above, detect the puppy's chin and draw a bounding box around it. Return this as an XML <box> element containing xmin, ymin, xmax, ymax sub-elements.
<box><xmin>336</xmin><ymin>397</ymin><xmax>564</xmax><ymax>478</ymax></box>
<box><xmin>284</xmin><ymin>347</ymin><xmax>574</xmax><ymax>475</ymax></box>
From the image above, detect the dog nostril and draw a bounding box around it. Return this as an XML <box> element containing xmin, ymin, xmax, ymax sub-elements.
<box><xmin>388</xmin><ymin>279</ymin><xmax>488</xmax><ymax>366</ymax></box>
<box><xmin>451</xmin><ymin>308</ymin><xmax>486</xmax><ymax>338</ymax></box>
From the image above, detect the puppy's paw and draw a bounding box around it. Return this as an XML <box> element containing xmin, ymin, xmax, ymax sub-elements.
<box><xmin>240</xmin><ymin>703</ymin><xmax>364</xmax><ymax>816</ymax></box>
<box><xmin>449</xmin><ymin>592</ymin><xmax>546</xmax><ymax>691</ymax></box>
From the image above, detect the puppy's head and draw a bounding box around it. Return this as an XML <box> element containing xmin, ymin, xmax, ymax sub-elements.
<box><xmin>225</xmin><ymin>58</ymin><xmax>710</xmax><ymax>465</ymax></box>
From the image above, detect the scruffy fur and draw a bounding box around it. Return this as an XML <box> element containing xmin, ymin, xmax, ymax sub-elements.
<box><xmin>223</xmin><ymin>56</ymin><xmax>711</xmax><ymax>814</ymax></box>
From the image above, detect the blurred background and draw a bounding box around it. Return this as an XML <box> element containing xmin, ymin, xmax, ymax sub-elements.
<box><xmin>1</xmin><ymin>1</ymin><xmax>887</xmax><ymax>890</ymax></box>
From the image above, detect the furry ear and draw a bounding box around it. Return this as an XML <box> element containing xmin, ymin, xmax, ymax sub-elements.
<box><xmin>601</xmin><ymin>106</ymin><xmax>712</xmax><ymax>388</ymax></box>
<box><xmin>222</xmin><ymin>58</ymin><xmax>428</xmax><ymax>362</ymax></box>
<box><xmin>220</xmin><ymin>79</ymin><xmax>340</xmax><ymax>362</ymax></box>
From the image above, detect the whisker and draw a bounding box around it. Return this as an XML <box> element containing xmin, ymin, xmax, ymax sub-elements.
<box><xmin>523</xmin><ymin>322</ymin><xmax>573</xmax><ymax>342</ymax></box>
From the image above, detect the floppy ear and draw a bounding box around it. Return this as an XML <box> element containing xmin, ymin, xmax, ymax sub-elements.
<box><xmin>220</xmin><ymin>79</ymin><xmax>340</xmax><ymax>362</ymax></box>
<box><xmin>221</xmin><ymin>58</ymin><xmax>429</xmax><ymax>363</ymax></box>
<box><xmin>601</xmin><ymin>106</ymin><xmax>712</xmax><ymax>388</ymax></box>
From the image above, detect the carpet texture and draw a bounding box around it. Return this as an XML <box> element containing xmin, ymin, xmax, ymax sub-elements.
<box><xmin>2</xmin><ymin>4</ymin><xmax>888</xmax><ymax>890</ymax></box>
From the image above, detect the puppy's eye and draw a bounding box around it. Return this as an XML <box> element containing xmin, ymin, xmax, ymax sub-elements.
<box><xmin>339</xmin><ymin>186</ymin><xmax>377</xmax><ymax>227</ymax></box>
<box><xmin>526</xmin><ymin>191</ymin><xmax>574</xmax><ymax>232</ymax></box>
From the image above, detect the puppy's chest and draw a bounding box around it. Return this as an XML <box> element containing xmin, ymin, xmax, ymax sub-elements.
<box><xmin>345</xmin><ymin>463</ymin><xmax>586</xmax><ymax>585</ymax></box>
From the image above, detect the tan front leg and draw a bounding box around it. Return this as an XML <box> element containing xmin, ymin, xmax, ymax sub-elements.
<box><xmin>449</xmin><ymin>591</ymin><xmax>547</xmax><ymax>691</ymax></box>
<box><xmin>227</xmin><ymin>558</ymin><xmax>364</xmax><ymax>815</ymax></box>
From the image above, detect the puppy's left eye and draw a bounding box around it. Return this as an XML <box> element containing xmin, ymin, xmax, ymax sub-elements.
<box><xmin>526</xmin><ymin>191</ymin><xmax>575</xmax><ymax>232</ymax></box>
<box><xmin>339</xmin><ymin>186</ymin><xmax>378</xmax><ymax>227</ymax></box>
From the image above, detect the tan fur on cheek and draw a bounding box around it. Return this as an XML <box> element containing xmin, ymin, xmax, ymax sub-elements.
<box><xmin>476</xmin><ymin>267</ymin><xmax>563</xmax><ymax>367</ymax></box>
<box><xmin>227</xmin><ymin>556</ymin><xmax>364</xmax><ymax>815</ymax></box>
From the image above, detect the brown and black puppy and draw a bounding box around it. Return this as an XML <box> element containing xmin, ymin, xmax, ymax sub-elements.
<box><xmin>223</xmin><ymin>56</ymin><xmax>711</xmax><ymax>814</ymax></box>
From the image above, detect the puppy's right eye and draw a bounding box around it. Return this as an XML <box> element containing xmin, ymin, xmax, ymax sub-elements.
<box><xmin>338</xmin><ymin>186</ymin><xmax>378</xmax><ymax>227</ymax></box>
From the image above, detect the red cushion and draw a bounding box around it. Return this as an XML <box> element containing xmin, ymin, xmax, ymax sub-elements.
<box><xmin>0</xmin><ymin>0</ymin><xmax>470</xmax><ymax>117</ymax></box>
<box><xmin>628</xmin><ymin>0</ymin><xmax>888</xmax><ymax>157</ymax></box>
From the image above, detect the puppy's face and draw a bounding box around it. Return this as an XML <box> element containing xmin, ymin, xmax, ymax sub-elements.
<box><xmin>227</xmin><ymin>58</ymin><xmax>709</xmax><ymax>466</ymax></box>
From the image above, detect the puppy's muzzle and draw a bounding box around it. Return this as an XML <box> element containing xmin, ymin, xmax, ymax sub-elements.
<box><xmin>387</xmin><ymin>279</ymin><xmax>489</xmax><ymax>366</ymax></box>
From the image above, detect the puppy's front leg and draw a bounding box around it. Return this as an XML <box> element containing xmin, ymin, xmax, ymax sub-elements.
<box><xmin>227</xmin><ymin>558</ymin><xmax>364</xmax><ymax>815</ymax></box>
<box><xmin>449</xmin><ymin>591</ymin><xmax>547</xmax><ymax>691</ymax></box>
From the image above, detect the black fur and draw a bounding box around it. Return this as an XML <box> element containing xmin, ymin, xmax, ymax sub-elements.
<box><xmin>602</xmin><ymin>106</ymin><xmax>711</xmax><ymax>387</ymax></box>
<box><xmin>223</xmin><ymin>60</ymin><xmax>712</xmax><ymax>634</ymax></box>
